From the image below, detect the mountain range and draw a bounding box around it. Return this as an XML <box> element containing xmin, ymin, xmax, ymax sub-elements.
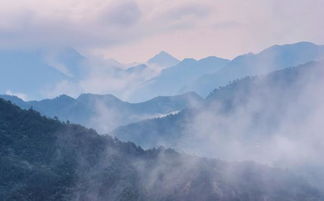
<box><xmin>1</xmin><ymin>98</ymin><xmax>322</xmax><ymax>201</ymax></box>
<box><xmin>129</xmin><ymin>42</ymin><xmax>324</xmax><ymax>101</ymax></box>
<box><xmin>112</xmin><ymin>60</ymin><xmax>324</xmax><ymax>190</ymax></box>
<box><xmin>0</xmin><ymin>48</ymin><xmax>180</xmax><ymax>100</ymax></box>
<box><xmin>188</xmin><ymin>41</ymin><xmax>324</xmax><ymax>96</ymax></box>
<box><xmin>0</xmin><ymin>92</ymin><xmax>202</xmax><ymax>133</ymax></box>
<box><xmin>129</xmin><ymin>56</ymin><xmax>230</xmax><ymax>101</ymax></box>
<box><xmin>125</xmin><ymin>51</ymin><xmax>180</xmax><ymax>75</ymax></box>
<box><xmin>113</xmin><ymin>60</ymin><xmax>324</xmax><ymax>164</ymax></box>
<box><xmin>2</xmin><ymin>42</ymin><xmax>323</xmax><ymax>102</ymax></box>
<box><xmin>2</xmin><ymin>41</ymin><xmax>324</xmax><ymax>200</ymax></box>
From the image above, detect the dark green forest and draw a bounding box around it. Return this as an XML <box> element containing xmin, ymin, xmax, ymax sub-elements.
<box><xmin>0</xmin><ymin>98</ymin><xmax>323</xmax><ymax>201</ymax></box>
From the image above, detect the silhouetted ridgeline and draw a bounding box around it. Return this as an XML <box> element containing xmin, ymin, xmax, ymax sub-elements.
<box><xmin>0</xmin><ymin>98</ymin><xmax>322</xmax><ymax>201</ymax></box>
<box><xmin>0</xmin><ymin>92</ymin><xmax>202</xmax><ymax>133</ymax></box>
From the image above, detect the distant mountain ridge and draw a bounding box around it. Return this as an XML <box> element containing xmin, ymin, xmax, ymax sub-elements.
<box><xmin>129</xmin><ymin>56</ymin><xmax>230</xmax><ymax>101</ymax></box>
<box><xmin>128</xmin><ymin>42</ymin><xmax>324</xmax><ymax>101</ymax></box>
<box><xmin>126</xmin><ymin>51</ymin><xmax>180</xmax><ymax>74</ymax></box>
<box><xmin>189</xmin><ymin>41</ymin><xmax>324</xmax><ymax>96</ymax></box>
<box><xmin>1</xmin><ymin>42</ymin><xmax>323</xmax><ymax>102</ymax></box>
<box><xmin>0</xmin><ymin>48</ymin><xmax>180</xmax><ymax>101</ymax></box>
<box><xmin>0</xmin><ymin>92</ymin><xmax>202</xmax><ymax>133</ymax></box>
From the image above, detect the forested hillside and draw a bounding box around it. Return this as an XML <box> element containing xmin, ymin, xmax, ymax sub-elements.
<box><xmin>1</xmin><ymin>98</ymin><xmax>321</xmax><ymax>201</ymax></box>
<box><xmin>113</xmin><ymin>61</ymin><xmax>324</xmax><ymax>161</ymax></box>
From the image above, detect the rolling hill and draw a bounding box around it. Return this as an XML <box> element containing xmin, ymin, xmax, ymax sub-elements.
<box><xmin>0</xmin><ymin>98</ymin><xmax>322</xmax><ymax>201</ymax></box>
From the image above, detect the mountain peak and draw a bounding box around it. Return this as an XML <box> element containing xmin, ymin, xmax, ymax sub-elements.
<box><xmin>180</xmin><ymin>58</ymin><xmax>197</xmax><ymax>64</ymax></box>
<box><xmin>147</xmin><ymin>51</ymin><xmax>179</xmax><ymax>68</ymax></box>
<box><xmin>198</xmin><ymin>56</ymin><xmax>230</xmax><ymax>64</ymax></box>
<box><xmin>54</xmin><ymin>94</ymin><xmax>75</xmax><ymax>102</ymax></box>
<box><xmin>157</xmin><ymin>50</ymin><xmax>169</xmax><ymax>55</ymax></box>
<box><xmin>154</xmin><ymin>51</ymin><xmax>173</xmax><ymax>58</ymax></box>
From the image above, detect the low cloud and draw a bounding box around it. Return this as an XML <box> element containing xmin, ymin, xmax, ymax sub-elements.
<box><xmin>5</xmin><ymin>90</ymin><xmax>29</xmax><ymax>101</ymax></box>
<box><xmin>178</xmin><ymin>62</ymin><xmax>324</xmax><ymax>168</ymax></box>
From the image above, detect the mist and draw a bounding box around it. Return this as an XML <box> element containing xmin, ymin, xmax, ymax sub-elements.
<box><xmin>2</xmin><ymin>0</ymin><xmax>324</xmax><ymax>200</ymax></box>
<box><xmin>162</xmin><ymin>61</ymin><xmax>324</xmax><ymax>190</ymax></box>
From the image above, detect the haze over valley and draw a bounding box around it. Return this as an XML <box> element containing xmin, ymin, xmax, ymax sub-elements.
<box><xmin>1</xmin><ymin>0</ymin><xmax>324</xmax><ymax>200</ymax></box>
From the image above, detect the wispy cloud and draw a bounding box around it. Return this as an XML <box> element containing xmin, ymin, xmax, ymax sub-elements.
<box><xmin>0</xmin><ymin>0</ymin><xmax>323</xmax><ymax>62</ymax></box>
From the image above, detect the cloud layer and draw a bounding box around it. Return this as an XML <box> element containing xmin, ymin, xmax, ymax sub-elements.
<box><xmin>0</xmin><ymin>0</ymin><xmax>323</xmax><ymax>62</ymax></box>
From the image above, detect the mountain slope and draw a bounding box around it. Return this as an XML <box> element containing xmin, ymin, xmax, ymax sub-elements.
<box><xmin>113</xmin><ymin>60</ymin><xmax>324</xmax><ymax>189</ymax></box>
<box><xmin>147</xmin><ymin>51</ymin><xmax>180</xmax><ymax>68</ymax></box>
<box><xmin>126</xmin><ymin>64</ymin><xmax>148</xmax><ymax>74</ymax></box>
<box><xmin>113</xmin><ymin>60</ymin><xmax>324</xmax><ymax>161</ymax></box>
<box><xmin>130</xmin><ymin>56</ymin><xmax>229</xmax><ymax>101</ymax></box>
<box><xmin>0</xmin><ymin>98</ymin><xmax>322</xmax><ymax>201</ymax></box>
<box><xmin>0</xmin><ymin>92</ymin><xmax>203</xmax><ymax>132</ymax></box>
<box><xmin>190</xmin><ymin>42</ymin><xmax>324</xmax><ymax>96</ymax></box>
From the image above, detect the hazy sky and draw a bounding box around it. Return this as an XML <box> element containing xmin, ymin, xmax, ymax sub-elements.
<box><xmin>0</xmin><ymin>0</ymin><xmax>323</xmax><ymax>62</ymax></box>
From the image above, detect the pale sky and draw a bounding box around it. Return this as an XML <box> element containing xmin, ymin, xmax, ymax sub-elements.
<box><xmin>0</xmin><ymin>0</ymin><xmax>323</xmax><ymax>63</ymax></box>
